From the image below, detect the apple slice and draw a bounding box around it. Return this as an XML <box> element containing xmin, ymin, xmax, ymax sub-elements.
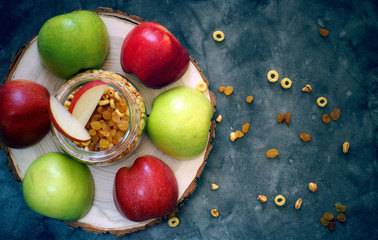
<box><xmin>69</xmin><ymin>80</ymin><xmax>108</xmax><ymax>127</ymax></box>
<box><xmin>49</xmin><ymin>95</ymin><xmax>91</xmax><ymax>142</ymax></box>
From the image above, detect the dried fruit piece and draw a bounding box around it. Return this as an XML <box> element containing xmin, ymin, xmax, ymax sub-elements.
<box><xmin>320</xmin><ymin>217</ymin><xmax>330</xmax><ymax>226</ymax></box>
<box><xmin>216</xmin><ymin>115</ymin><xmax>222</xmax><ymax>123</ymax></box>
<box><xmin>334</xmin><ymin>202</ymin><xmax>347</xmax><ymax>212</ymax></box>
<box><xmin>91</xmin><ymin>121</ymin><xmax>102</xmax><ymax>130</ymax></box>
<box><xmin>319</xmin><ymin>28</ymin><xmax>329</xmax><ymax>37</ymax></box>
<box><xmin>328</xmin><ymin>220</ymin><xmax>336</xmax><ymax>232</ymax></box>
<box><xmin>342</xmin><ymin>142</ymin><xmax>350</xmax><ymax>154</ymax></box>
<box><xmin>211</xmin><ymin>209</ymin><xmax>219</xmax><ymax>217</ymax></box>
<box><xmin>295</xmin><ymin>198</ymin><xmax>302</xmax><ymax>209</ymax></box>
<box><xmin>266</xmin><ymin>149</ymin><xmax>279</xmax><ymax>158</ymax></box>
<box><xmin>330</xmin><ymin>108</ymin><xmax>341</xmax><ymax>121</ymax></box>
<box><xmin>336</xmin><ymin>213</ymin><xmax>347</xmax><ymax>222</ymax></box>
<box><xmin>168</xmin><ymin>217</ymin><xmax>180</xmax><ymax>227</ymax></box>
<box><xmin>323</xmin><ymin>212</ymin><xmax>334</xmax><ymax>220</ymax></box>
<box><xmin>258</xmin><ymin>195</ymin><xmax>267</xmax><ymax>202</ymax></box>
<box><xmin>246</xmin><ymin>95</ymin><xmax>254</xmax><ymax>103</ymax></box>
<box><xmin>308</xmin><ymin>182</ymin><xmax>317</xmax><ymax>192</ymax></box>
<box><xmin>276</xmin><ymin>113</ymin><xmax>285</xmax><ymax>123</ymax></box>
<box><xmin>302</xmin><ymin>84</ymin><xmax>312</xmax><ymax>93</ymax></box>
<box><xmin>241</xmin><ymin>123</ymin><xmax>250</xmax><ymax>134</ymax></box>
<box><xmin>235</xmin><ymin>130</ymin><xmax>244</xmax><ymax>138</ymax></box>
<box><xmin>99</xmin><ymin>139</ymin><xmax>110</xmax><ymax>149</ymax></box>
<box><xmin>285</xmin><ymin>112</ymin><xmax>291</xmax><ymax>124</ymax></box>
<box><xmin>102</xmin><ymin>110</ymin><xmax>112</xmax><ymax>120</ymax></box>
<box><xmin>211</xmin><ymin>183</ymin><xmax>219</xmax><ymax>190</ymax></box>
<box><xmin>300</xmin><ymin>133</ymin><xmax>312</xmax><ymax>142</ymax></box>
<box><xmin>224</xmin><ymin>86</ymin><xmax>233</xmax><ymax>96</ymax></box>
<box><xmin>218</xmin><ymin>86</ymin><xmax>225</xmax><ymax>93</ymax></box>
<box><xmin>88</xmin><ymin>129</ymin><xmax>97</xmax><ymax>136</ymax></box>
<box><xmin>274</xmin><ymin>195</ymin><xmax>286</xmax><ymax>206</ymax></box>
<box><xmin>322</xmin><ymin>114</ymin><xmax>331</xmax><ymax>124</ymax></box>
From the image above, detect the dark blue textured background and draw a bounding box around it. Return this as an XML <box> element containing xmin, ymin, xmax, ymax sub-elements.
<box><xmin>0</xmin><ymin>0</ymin><xmax>377</xmax><ymax>239</ymax></box>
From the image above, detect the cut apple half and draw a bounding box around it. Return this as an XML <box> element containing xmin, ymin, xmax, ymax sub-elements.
<box><xmin>69</xmin><ymin>80</ymin><xmax>108</xmax><ymax>127</ymax></box>
<box><xmin>49</xmin><ymin>95</ymin><xmax>91</xmax><ymax>142</ymax></box>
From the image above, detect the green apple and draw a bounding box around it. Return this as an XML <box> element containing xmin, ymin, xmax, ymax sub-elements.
<box><xmin>37</xmin><ymin>10</ymin><xmax>109</xmax><ymax>79</ymax></box>
<box><xmin>22</xmin><ymin>152</ymin><xmax>94</xmax><ymax>222</ymax></box>
<box><xmin>147</xmin><ymin>87</ymin><xmax>213</xmax><ymax>160</ymax></box>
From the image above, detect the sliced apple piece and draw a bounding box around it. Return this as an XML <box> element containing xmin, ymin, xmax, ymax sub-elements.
<box><xmin>49</xmin><ymin>95</ymin><xmax>91</xmax><ymax>142</ymax></box>
<box><xmin>69</xmin><ymin>80</ymin><xmax>108</xmax><ymax>127</ymax></box>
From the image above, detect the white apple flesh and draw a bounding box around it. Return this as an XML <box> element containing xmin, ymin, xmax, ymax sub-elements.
<box><xmin>68</xmin><ymin>80</ymin><xmax>108</xmax><ymax>126</ymax></box>
<box><xmin>49</xmin><ymin>95</ymin><xmax>91</xmax><ymax>142</ymax></box>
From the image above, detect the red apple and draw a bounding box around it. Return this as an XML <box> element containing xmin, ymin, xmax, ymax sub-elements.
<box><xmin>49</xmin><ymin>95</ymin><xmax>91</xmax><ymax>142</ymax></box>
<box><xmin>114</xmin><ymin>155</ymin><xmax>178</xmax><ymax>222</ymax></box>
<box><xmin>69</xmin><ymin>80</ymin><xmax>108</xmax><ymax>126</ymax></box>
<box><xmin>0</xmin><ymin>80</ymin><xmax>50</xmax><ymax>148</ymax></box>
<box><xmin>120</xmin><ymin>22</ymin><xmax>190</xmax><ymax>88</ymax></box>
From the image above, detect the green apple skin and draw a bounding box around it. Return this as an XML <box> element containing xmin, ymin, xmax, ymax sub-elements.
<box><xmin>22</xmin><ymin>152</ymin><xmax>94</xmax><ymax>222</ymax></box>
<box><xmin>147</xmin><ymin>87</ymin><xmax>213</xmax><ymax>160</ymax></box>
<box><xmin>37</xmin><ymin>10</ymin><xmax>109</xmax><ymax>79</ymax></box>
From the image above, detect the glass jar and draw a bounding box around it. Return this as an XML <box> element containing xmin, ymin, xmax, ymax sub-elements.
<box><xmin>52</xmin><ymin>70</ymin><xmax>146</xmax><ymax>165</ymax></box>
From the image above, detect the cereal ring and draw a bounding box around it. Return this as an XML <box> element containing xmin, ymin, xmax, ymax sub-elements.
<box><xmin>317</xmin><ymin>97</ymin><xmax>328</xmax><ymax>107</ymax></box>
<box><xmin>267</xmin><ymin>70</ymin><xmax>279</xmax><ymax>82</ymax></box>
<box><xmin>274</xmin><ymin>195</ymin><xmax>286</xmax><ymax>206</ymax></box>
<box><xmin>168</xmin><ymin>217</ymin><xmax>180</xmax><ymax>227</ymax></box>
<box><xmin>281</xmin><ymin>78</ymin><xmax>292</xmax><ymax>89</ymax></box>
<box><xmin>196</xmin><ymin>81</ymin><xmax>208</xmax><ymax>92</ymax></box>
<box><xmin>213</xmin><ymin>31</ymin><xmax>225</xmax><ymax>42</ymax></box>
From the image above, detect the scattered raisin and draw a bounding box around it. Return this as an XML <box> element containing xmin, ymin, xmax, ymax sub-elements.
<box><xmin>322</xmin><ymin>114</ymin><xmax>331</xmax><ymax>124</ymax></box>
<box><xmin>242</xmin><ymin>123</ymin><xmax>250</xmax><ymax>134</ymax></box>
<box><xmin>300</xmin><ymin>133</ymin><xmax>312</xmax><ymax>142</ymax></box>
<box><xmin>224</xmin><ymin>86</ymin><xmax>233</xmax><ymax>96</ymax></box>
<box><xmin>308</xmin><ymin>182</ymin><xmax>318</xmax><ymax>192</ymax></box>
<box><xmin>323</xmin><ymin>212</ymin><xmax>334</xmax><ymax>221</ymax></box>
<box><xmin>334</xmin><ymin>202</ymin><xmax>347</xmax><ymax>212</ymax></box>
<box><xmin>330</xmin><ymin>108</ymin><xmax>341</xmax><ymax>121</ymax></box>
<box><xmin>342</xmin><ymin>142</ymin><xmax>350</xmax><ymax>154</ymax></box>
<box><xmin>246</xmin><ymin>96</ymin><xmax>254</xmax><ymax>103</ymax></box>
<box><xmin>266</xmin><ymin>149</ymin><xmax>279</xmax><ymax>158</ymax></box>
<box><xmin>276</xmin><ymin>113</ymin><xmax>285</xmax><ymax>123</ymax></box>
<box><xmin>328</xmin><ymin>220</ymin><xmax>336</xmax><ymax>232</ymax></box>
<box><xmin>235</xmin><ymin>130</ymin><xmax>244</xmax><ymax>138</ymax></box>
<box><xmin>319</xmin><ymin>28</ymin><xmax>329</xmax><ymax>37</ymax></box>
<box><xmin>285</xmin><ymin>112</ymin><xmax>291</xmax><ymax>124</ymax></box>
<box><xmin>320</xmin><ymin>217</ymin><xmax>329</xmax><ymax>226</ymax></box>
<box><xmin>336</xmin><ymin>213</ymin><xmax>347</xmax><ymax>222</ymax></box>
<box><xmin>218</xmin><ymin>86</ymin><xmax>225</xmax><ymax>93</ymax></box>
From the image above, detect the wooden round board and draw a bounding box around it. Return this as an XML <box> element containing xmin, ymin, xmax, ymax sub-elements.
<box><xmin>4</xmin><ymin>8</ymin><xmax>216</xmax><ymax>236</ymax></box>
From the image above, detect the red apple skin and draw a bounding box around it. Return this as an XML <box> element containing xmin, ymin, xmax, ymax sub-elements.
<box><xmin>0</xmin><ymin>80</ymin><xmax>50</xmax><ymax>148</ymax></box>
<box><xmin>114</xmin><ymin>155</ymin><xmax>179</xmax><ymax>222</ymax></box>
<box><xmin>120</xmin><ymin>22</ymin><xmax>190</xmax><ymax>89</ymax></box>
<box><xmin>68</xmin><ymin>80</ymin><xmax>107</xmax><ymax>113</ymax></box>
